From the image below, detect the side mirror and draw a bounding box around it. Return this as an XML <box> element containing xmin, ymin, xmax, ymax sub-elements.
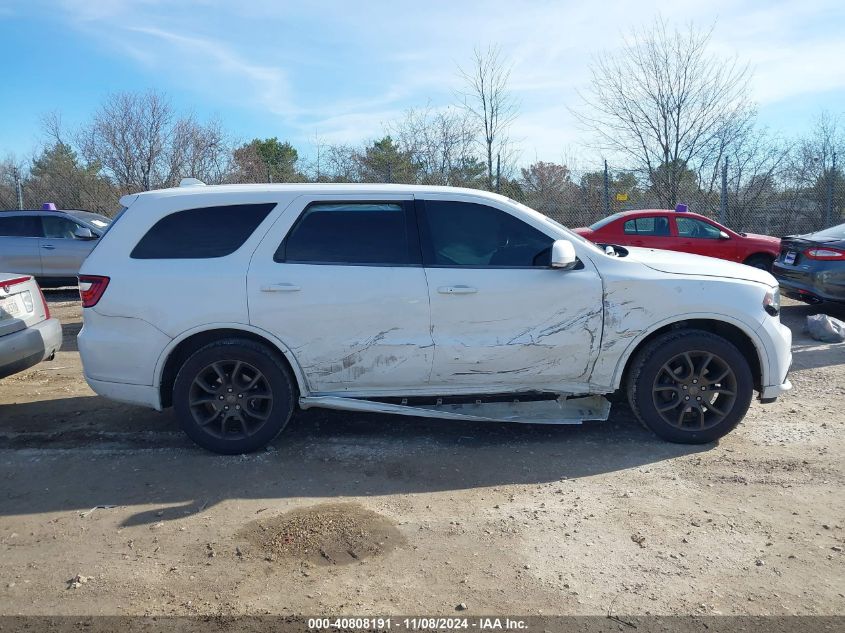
<box><xmin>551</xmin><ymin>239</ymin><xmax>578</xmax><ymax>270</ymax></box>
<box><xmin>718</xmin><ymin>230</ymin><xmax>730</xmax><ymax>240</ymax></box>
<box><xmin>73</xmin><ymin>226</ymin><xmax>96</xmax><ymax>240</ymax></box>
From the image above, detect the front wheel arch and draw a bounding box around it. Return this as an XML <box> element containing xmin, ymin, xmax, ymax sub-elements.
<box><xmin>616</xmin><ymin>319</ymin><xmax>763</xmax><ymax>396</ymax></box>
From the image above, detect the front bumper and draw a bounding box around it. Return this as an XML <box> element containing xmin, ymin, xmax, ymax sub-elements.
<box><xmin>760</xmin><ymin>378</ymin><xmax>792</xmax><ymax>401</ymax></box>
<box><xmin>0</xmin><ymin>317</ymin><xmax>63</xmax><ymax>379</ymax></box>
<box><xmin>754</xmin><ymin>315</ymin><xmax>792</xmax><ymax>402</ymax></box>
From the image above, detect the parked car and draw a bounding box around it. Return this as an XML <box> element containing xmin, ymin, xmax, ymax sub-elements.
<box><xmin>78</xmin><ymin>182</ymin><xmax>792</xmax><ymax>454</ymax></box>
<box><xmin>573</xmin><ymin>209</ymin><xmax>781</xmax><ymax>270</ymax></box>
<box><xmin>0</xmin><ymin>209</ymin><xmax>112</xmax><ymax>287</ymax></box>
<box><xmin>773</xmin><ymin>222</ymin><xmax>845</xmax><ymax>304</ymax></box>
<box><xmin>0</xmin><ymin>273</ymin><xmax>62</xmax><ymax>379</ymax></box>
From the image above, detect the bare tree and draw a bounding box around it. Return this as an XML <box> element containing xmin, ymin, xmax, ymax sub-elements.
<box><xmin>458</xmin><ymin>45</ymin><xmax>518</xmax><ymax>190</ymax></box>
<box><xmin>780</xmin><ymin>111</ymin><xmax>845</xmax><ymax>230</ymax></box>
<box><xmin>576</xmin><ymin>20</ymin><xmax>752</xmax><ymax>207</ymax></box>
<box><xmin>388</xmin><ymin>105</ymin><xmax>483</xmax><ymax>186</ymax></box>
<box><xmin>78</xmin><ymin>90</ymin><xmax>231</xmax><ymax>193</ymax></box>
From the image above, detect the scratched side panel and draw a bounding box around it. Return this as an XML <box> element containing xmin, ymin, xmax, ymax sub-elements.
<box><xmin>589</xmin><ymin>260</ymin><xmax>769</xmax><ymax>391</ymax></box>
<box><xmin>249</xmin><ymin>264</ymin><xmax>434</xmax><ymax>392</ymax></box>
<box><xmin>425</xmin><ymin>265</ymin><xmax>604</xmax><ymax>391</ymax></box>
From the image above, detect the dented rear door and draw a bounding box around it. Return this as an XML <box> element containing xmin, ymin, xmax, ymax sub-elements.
<box><xmin>248</xmin><ymin>194</ymin><xmax>433</xmax><ymax>393</ymax></box>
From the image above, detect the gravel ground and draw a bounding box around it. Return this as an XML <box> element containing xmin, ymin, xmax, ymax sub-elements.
<box><xmin>0</xmin><ymin>291</ymin><xmax>843</xmax><ymax>618</ymax></box>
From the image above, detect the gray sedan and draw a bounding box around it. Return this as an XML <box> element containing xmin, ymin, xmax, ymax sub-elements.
<box><xmin>0</xmin><ymin>209</ymin><xmax>112</xmax><ymax>287</ymax></box>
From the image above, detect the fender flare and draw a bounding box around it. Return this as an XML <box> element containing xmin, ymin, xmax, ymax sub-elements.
<box><xmin>152</xmin><ymin>322</ymin><xmax>311</xmax><ymax>399</ymax></box>
<box><xmin>607</xmin><ymin>312</ymin><xmax>770</xmax><ymax>391</ymax></box>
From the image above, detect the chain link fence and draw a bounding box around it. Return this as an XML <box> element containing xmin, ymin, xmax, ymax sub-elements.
<box><xmin>1</xmin><ymin>160</ymin><xmax>843</xmax><ymax>237</ymax></box>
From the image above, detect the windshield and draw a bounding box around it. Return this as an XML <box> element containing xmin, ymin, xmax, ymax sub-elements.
<box><xmin>502</xmin><ymin>196</ymin><xmax>606</xmax><ymax>256</ymax></box>
<box><xmin>68</xmin><ymin>210</ymin><xmax>113</xmax><ymax>231</ymax></box>
<box><xmin>588</xmin><ymin>212</ymin><xmax>624</xmax><ymax>231</ymax></box>
<box><xmin>813</xmin><ymin>222</ymin><xmax>845</xmax><ymax>240</ymax></box>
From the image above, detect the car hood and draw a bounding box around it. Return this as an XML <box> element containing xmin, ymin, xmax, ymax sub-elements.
<box><xmin>625</xmin><ymin>247</ymin><xmax>776</xmax><ymax>286</ymax></box>
<box><xmin>743</xmin><ymin>232</ymin><xmax>780</xmax><ymax>244</ymax></box>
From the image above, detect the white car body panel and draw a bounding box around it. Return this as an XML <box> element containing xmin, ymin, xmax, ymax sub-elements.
<box><xmin>247</xmin><ymin>194</ymin><xmax>433</xmax><ymax>393</ymax></box>
<box><xmin>77</xmin><ymin>183</ymin><xmax>793</xmax><ymax>421</ymax></box>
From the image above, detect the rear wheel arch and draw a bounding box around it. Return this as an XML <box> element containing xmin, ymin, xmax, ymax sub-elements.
<box><xmin>157</xmin><ymin>326</ymin><xmax>305</xmax><ymax>408</ymax></box>
<box><xmin>615</xmin><ymin>318</ymin><xmax>765</xmax><ymax>395</ymax></box>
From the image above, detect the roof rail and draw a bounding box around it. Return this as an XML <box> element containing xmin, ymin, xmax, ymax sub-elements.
<box><xmin>179</xmin><ymin>178</ymin><xmax>206</xmax><ymax>187</ymax></box>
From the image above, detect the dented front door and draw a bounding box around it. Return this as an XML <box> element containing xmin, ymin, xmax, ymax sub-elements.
<box><xmin>418</xmin><ymin>196</ymin><xmax>603</xmax><ymax>391</ymax></box>
<box><xmin>425</xmin><ymin>267</ymin><xmax>603</xmax><ymax>389</ymax></box>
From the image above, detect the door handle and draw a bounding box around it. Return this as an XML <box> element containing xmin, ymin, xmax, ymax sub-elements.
<box><xmin>41</xmin><ymin>244</ymin><xmax>55</xmax><ymax>250</ymax></box>
<box><xmin>437</xmin><ymin>285</ymin><xmax>477</xmax><ymax>295</ymax></box>
<box><xmin>261</xmin><ymin>283</ymin><xmax>301</xmax><ymax>293</ymax></box>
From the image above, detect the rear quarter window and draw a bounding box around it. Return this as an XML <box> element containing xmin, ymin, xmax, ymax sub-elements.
<box><xmin>130</xmin><ymin>203</ymin><xmax>276</xmax><ymax>259</ymax></box>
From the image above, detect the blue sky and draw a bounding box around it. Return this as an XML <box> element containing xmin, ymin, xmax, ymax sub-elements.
<box><xmin>1</xmin><ymin>0</ymin><xmax>844</xmax><ymax>167</ymax></box>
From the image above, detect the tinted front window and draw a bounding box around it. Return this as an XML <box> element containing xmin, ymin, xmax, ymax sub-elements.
<box><xmin>0</xmin><ymin>216</ymin><xmax>41</xmax><ymax>237</ymax></box>
<box><xmin>677</xmin><ymin>217</ymin><xmax>722</xmax><ymax>239</ymax></box>
<box><xmin>421</xmin><ymin>201</ymin><xmax>553</xmax><ymax>267</ymax></box>
<box><xmin>42</xmin><ymin>215</ymin><xmax>82</xmax><ymax>239</ymax></box>
<box><xmin>278</xmin><ymin>203</ymin><xmax>411</xmax><ymax>265</ymax></box>
<box><xmin>131</xmin><ymin>203</ymin><xmax>276</xmax><ymax>259</ymax></box>
<box><xmin>623</xmin><ymin>216</ymin><xmax>669</xmax><ymax>236</ymax></box>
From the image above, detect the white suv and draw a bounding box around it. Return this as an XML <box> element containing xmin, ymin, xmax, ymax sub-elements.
<box><xmin>78</xmin><ymin>182</ymin><xmax>792</xmax><ymax>454</ymax></box>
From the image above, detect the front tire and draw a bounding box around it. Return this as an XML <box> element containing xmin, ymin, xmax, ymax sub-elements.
<box><xmin>173</xmin><ymin>338</ymin><xmax>295</xmax><ymax>454</ymax></box>
<box><xmin>627</xmin><ymin>330</ymin><xmax>753</xmax><ymax>444</ymax></box>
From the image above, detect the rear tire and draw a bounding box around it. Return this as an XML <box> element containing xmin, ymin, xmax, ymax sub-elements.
<box><xmin>173</xmin><ymin>338</ymin><xmax>295</xmax><ymax>454</ymax></box>
<box><xmin>744</xmin><ymin>254</ymin><xmax>774</xmax><ymax>272</ymax></box>
<box><xmin>627</xmin><ymin>330</ymin><xmax>753</xmax><ymax>444</ymax></box>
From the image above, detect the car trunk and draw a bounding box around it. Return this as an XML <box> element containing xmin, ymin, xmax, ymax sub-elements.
<box><xmin>0</xmin><ymin>275</ymin><xmax>45</xmax><ymax>338</ymax></box>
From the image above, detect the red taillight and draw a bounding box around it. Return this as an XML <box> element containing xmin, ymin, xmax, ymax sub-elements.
<box><xmin>38</xmin><ymin>285</ymin><xmax>50</xmax><ymax>319</ymax></box>
<box><xmin>78</xmin><ymin>275</ymin><xmax>110</xmax><ymax>308</ymax></box>
<box><xmin>804</xmin><ymin>247</ymin><xmax>845</xmax><ymax>261</ymax></box>
<box><xmin>1</xmin><ymin>276</ymin><xmax>31</xmax><ymax>292</ymax></box>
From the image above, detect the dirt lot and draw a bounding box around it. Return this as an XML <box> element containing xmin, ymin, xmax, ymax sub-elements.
<box><xmin>0</xmin><ymin>291</ymin><xmax>843</xmax><ymax>617</ymax></box>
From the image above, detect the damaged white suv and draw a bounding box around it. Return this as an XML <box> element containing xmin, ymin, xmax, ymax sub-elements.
<box><xmin>78</xmin><ymin>182</ymin><xmax>792</xmax><ymax>454</ymax></box>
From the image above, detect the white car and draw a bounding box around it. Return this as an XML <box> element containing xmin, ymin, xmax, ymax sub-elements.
<box><xmin>78</xmin><ymin>182</ymin><xmax>792</xmax><ymax>454</ymax></box>
<box><xmin>0</xmin><ymin>273</ymin><xmax>62</xmax><ymax>378</ymax></box>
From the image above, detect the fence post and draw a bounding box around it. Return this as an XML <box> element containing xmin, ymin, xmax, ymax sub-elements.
<box><xmin>13</xmin><ymin>167</ymin><xmax>23</xmax><ymax>210</ymax></box>
<box><xmin>603</xmin><ymin>160</ymin><xmax>610</xmax><ymax>216</ymax></box>
<box><xmin>826</xmin><ymin>151</ymin><xmax>836</xmax><ymax>227</ymax></box>
<box><xmin>719</xmin><ymin>157</ymin><xmax>728</xmax><ymax>225</ymax></box>
<box><xmin>495</xmin><ymin>154</ymin><xmax>501</xmax><ymax>194</ymax></box>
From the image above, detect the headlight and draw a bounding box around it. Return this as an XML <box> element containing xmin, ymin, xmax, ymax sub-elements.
<box><xmin>763</xmin><ymin>287</ymin><xmax>780</xmax><ymax>316</ymax></box>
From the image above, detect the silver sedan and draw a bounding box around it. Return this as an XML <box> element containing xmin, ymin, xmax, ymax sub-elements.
<box><xmin>0</xmin><ymin>273</ymin><xmax>62</xmax><ymax>378</ymax></box>
<box><xmin>0</xmin><ymin>209</ymin><xmax>111</xmax><ymax>288</ymax></box>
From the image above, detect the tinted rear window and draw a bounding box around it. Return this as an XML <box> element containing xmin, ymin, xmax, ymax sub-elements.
<box><xmin>623</xmin><ymin>216</ymin><xmax>669</xmax><ymax>235</ymax></box>
<box><xmin>276</xmin><ymin>202</ymin><xmax>412</xmax><ymax>265</ymax></box>
<box><xmin>131</xmin><ymin>203</ymin><xmax>276</xmax><ymax>259</ymax></box>
<box><xmin>0</xmin><ymin>215</ymin><xmax>41</xmax><ymax>237</ymax></box>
